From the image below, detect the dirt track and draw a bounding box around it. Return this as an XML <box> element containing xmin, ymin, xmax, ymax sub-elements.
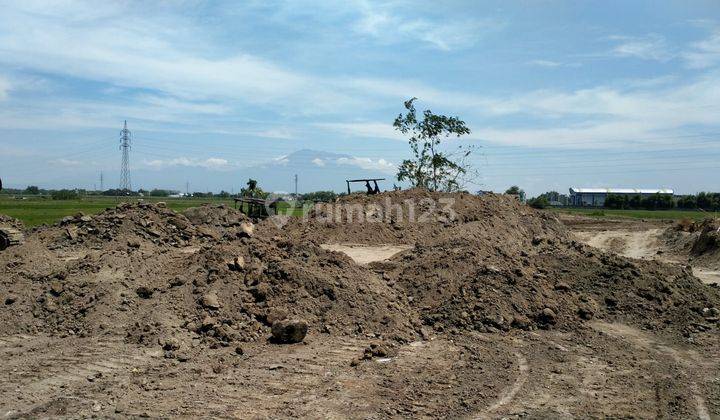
<box><xmin>566</xmin><ymin>214</ymin><xmax>720</xmax><ymax>285</ymax></box>
<box><xmin>2</xmin><ymin>324</ymin><xmax>717</xmax><ymax>418</ymax></box>
<box><xmin>1</xmin><ymin>193</ymin><xmax>719</xmax><ymax>418</ymax></box>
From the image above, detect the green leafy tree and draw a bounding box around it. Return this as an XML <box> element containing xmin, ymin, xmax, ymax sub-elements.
<box><xmin>505</xmin><ymin>185</ymin><xmax>526</xmax><ymax>201</ymax></box>
<box><xmin>240</xmin><ymin>179</ymin><xmax>269</xmax><ymax>199</ymax></box>
<box><xmin>51</xmin><ymin>189</ymin><xmax>79</xmax><ymax>200</ymax></box>
<box><xmin>528</xmin><ymin>196</ymin><xmax>550</xmax><ymax>209</ymax></box>
<box><xmin>24</xmin><ymin>186</ymin><xmax>40</xmax><ymax>195</ymax></box>
<box><xmin>677</xmin><ymin>195</ymin><xmax>697</xmax><ymax>209</ymax></box>
<box><xmin>149</xmin><ymin>189</ymin><xmax>170</xmax><ymax>197</ymax></box>
<box><xmin>301</xmin><ymin>191</ymin><xmax>337</xmax><ymax>202</ymax></box>
<box><xmin>604</xmin><ymin>194</ymin><xmax>629</xmax><ymax>209</ymax></box>
<box><xmin>394</xmin><ymin>98</ymin><xmax>472</xmax><ymax>192</ymax></box>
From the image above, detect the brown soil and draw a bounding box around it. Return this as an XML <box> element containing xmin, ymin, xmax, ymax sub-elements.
<box><xmin>1</xmin><ymin>192</ymin><xmax>719</xmax><ymax>418</ymax></box>
<box><xmin>568</xmin><ymin>213</ymin><xmax>720</xmax><ymax>285</ymax></box>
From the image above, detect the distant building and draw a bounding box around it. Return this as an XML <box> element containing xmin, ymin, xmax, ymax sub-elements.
<box><xmin>569</xmin><ymin>188</ymin><xmax>674</xmax><ymax>207</ymax></box>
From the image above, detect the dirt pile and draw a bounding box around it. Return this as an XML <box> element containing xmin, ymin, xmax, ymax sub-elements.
<box><xmin>271</xmin><ymin>190</ymin><xmax>720</xmax><ymax>335</ymax></box>
<box><xmin>663</xmin><ymin>218</ymin><xmax>720</xmax><ymax>269</ymax></box>
<box><xmin>0</xmin><ymin>214</ymin><xmax>24</xmax><ymax>230</ymax></box>
<box><xmin>1</xmin><ymin>192</ymin><xmax>718</xmax><ymax>359</ymax></box>
<box><xmin>48</xmin><ymin>202</ymin><xmax>257</xmax><ymax>250</ymax></box>
<box><xmin>264</xmin><ymin>189</ymin><xmax>565</xmax><ymax>246</ymax></box>
<box><xmin>0</xmin><ymin>203</ymin><xmax>417</xmax><ymax>353</ymax></box>
<box><xmin>381</xmin><ymin>236</ymin><xmax>718</xmax><ymax>336</ymax></box>
<box><xmin>689</xmin><ymin>218</ymin><xmax>720</xmax><ymax>268</ymax></box>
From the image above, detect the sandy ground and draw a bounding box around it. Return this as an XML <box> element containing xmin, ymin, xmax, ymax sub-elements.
<box><xmin>320</xmin><ymin>244</ymin><xmax>413</xmax><ymax>265</ymax></box>
<box><xmin>566</xmin><ymin>216</ymin><xmax>720</xmax><ymax>285</ymax></box>
<box><xmin>1</xmin><ymin>324</ymin><xmax>717</xmax><ymax>418</ymax></box>
<box><xmin>1</xmin><ymin>201</ymin><xmax>719</xmax><ymax>418</ymax></box>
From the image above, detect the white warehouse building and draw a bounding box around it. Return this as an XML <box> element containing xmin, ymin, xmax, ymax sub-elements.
<box><xmin>569</xmin><ymin>188</ymin><xmax>674</xmax><ymax>207</ymax></box>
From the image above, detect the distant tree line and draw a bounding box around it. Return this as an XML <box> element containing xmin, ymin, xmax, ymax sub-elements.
<box><xmin>675</xmin><ymin>192</ymin><xmax>720</xmax><ymax>211</ymax></box>
<box><xmin>299</xmin><ymin>191</ymin><xmax>337</xmax><ymax>202</ymax></box>
<box><xmin>603</xmin><ymin>192</ymin><xmax>720</xmax><ymax>211</ymax></box>
<box><xmin>604</xmin><ymin>193</ymin><xmax>674</xmax><ymax>210</ymax></box>
<box><xmin>527</xmin><ymin>190</ymin><xmax>570</xmax><ymax>209</ymax></box>
<box><xmin>2</xmin><ymin>183</ymin><xmax>341</xmax><ymax>203</ymax></box>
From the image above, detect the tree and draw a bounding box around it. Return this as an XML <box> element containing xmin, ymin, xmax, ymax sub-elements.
<box><xmin>677</xmin><ymin>195</ymin><xmax>697</xmax><ymax>209</ymax></box>
<box><xmin>604</xmin><ymin>194</ymin><xmax>628</xmax><ymax>209</ymax></box>
<box><xmin>505</xmin><ymin>186</ymin><xmax>521</xmax><ymax>195</ymax></box>
<box><xmin>394</xmin><ymin>98</ymin><xmax>472</xmax><ymax>192</ymax></box>
<box><xmin>301</xmin><ymin>191</ymin><xmax>337</xmax><ymax>202</ymax></box>
<box><xmin>528</xmin><ymin>196</ymin><xmax>550</xmax><ymax>209</ymax></box>
<box><xmin>240</xmin><ymin>179</ymin><xmax>269</xmax><ymax>199</ymax></box>
<box><xmin>24</xmin><ymin>186</ymin><xmax>40</xmax><ymax>195</ymax></box>
<box><xmin>149</xmin><ymin>189</ymin><xmax>170</xmax><ymax>197</ymax></box>
<box><xmin>505</xmin><ymin>185</ymin><xmax>526</xmax><ymax>202</ymax></box>
<box><xmin>51</xmin><ymin>189</ymin><xmax>79</xmax><ymax>200</ymax></box>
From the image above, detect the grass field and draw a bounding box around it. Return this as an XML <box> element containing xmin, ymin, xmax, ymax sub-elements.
<box><xmin>4</xmin><ymin>195</ymin><xmax>716</xmax><ymax>227</ymax></box>
<box><xmin>549</xmin><ymin>207</ymin><xmax>718</xmax><ymax>221</ymax></box>
<box><xmin>0</xmin><ymin>196</ymin><xmax>306</xmax><ymax>227</ymax></box>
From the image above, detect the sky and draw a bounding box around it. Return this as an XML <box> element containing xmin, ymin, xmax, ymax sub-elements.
<box><xmin>0</xmin><ymin>0</ymin><xmax>719</xmax><ymax>196</ymax></box>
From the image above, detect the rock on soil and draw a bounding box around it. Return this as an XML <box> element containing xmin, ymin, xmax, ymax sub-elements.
<box><xmin>271</xmin><ymin>319</ymin><xmax>308</xmax><ymax>343</ymax></box>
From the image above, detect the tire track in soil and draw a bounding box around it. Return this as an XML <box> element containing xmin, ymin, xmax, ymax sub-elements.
<box><xmin>474</xmin><ymin>348</ymin><xmax>529</xmax><ymax>419</ymax></box>
<box><xmin>0</xmin><ymin>334</ymin><xmax>159</xmax><ymax>418</ymax></box>
<box><xmin>590</xmin><ymin>321</ymin><xmax>712</xmax><ymax>420</ymax></box>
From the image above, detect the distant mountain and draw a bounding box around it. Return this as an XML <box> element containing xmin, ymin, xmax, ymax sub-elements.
<box><xmin>128</xmin><ymin>148</ymin><xmax>397</xmax><ymax>194</ymax></box>
<box><xmin>248</xmin><ymin>149</ymin><xmax>396</xmax><ymax>193</ymax></box>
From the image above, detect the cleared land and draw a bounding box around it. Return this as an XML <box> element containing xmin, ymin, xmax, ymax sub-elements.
<box><xmin>551</xmin><ymin>207</ymin><xmax>716</xmax><ymax>221</ymax></box>
<box><xmin>0</xmin><ymin>191</ymin><xmax>718</xmax><ymax>418</ymax></box>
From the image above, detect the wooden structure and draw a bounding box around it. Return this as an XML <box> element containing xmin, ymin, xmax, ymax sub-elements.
<box><xmin>233</xmin><ymin>197</ymin><xmax>278</xmax><ymax>218</ymax></box>
<box><xmin>345</xmin><ymin>178</ymin><xmax>385</xmax><ymax>195</ymax></box>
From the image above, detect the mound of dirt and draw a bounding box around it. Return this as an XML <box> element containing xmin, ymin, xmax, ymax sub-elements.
<box><xmin>690</xmin><ymin>219</ymin><xmax>720</xmax><ymax>268</ymax></box>
<box><xmin>1</xmin><ymin>192</ymin><xmax>718</xmax><ymax>359</ymax></box>
<box><xmin>381</xmin><ymin>236</ymin><xmax>717</xmax><ymax>336</ymax></box>
<box><xmin>262</xmin><ymin>189</ymin><xmax>565</xmax><ymax>246</ymax></box>
<box><xmin>0</xmin><ymin>214</ymin><xmax>24</xmax><ymax>230</ymax></box>
<box><xmin>0</xmin><ymin>202</ymin><xmax>418</xmax><ymax>351</ymax></box>
<box><xmin>271</xmin><ymin>190</ymin><xmax>720</xmax><ymax>336</ymax></box>
<box><xmin>662</xmin><ymin>218</ymin><xmax>720</xmax><ymax>269</ymax></box>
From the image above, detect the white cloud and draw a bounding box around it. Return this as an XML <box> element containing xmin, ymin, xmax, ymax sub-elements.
<box><xmin>272</xmin><ymin>155</ymin><xmax>289</xmax><ymax>165</ymax></box>
<box><xmin>48</xmin><ymin>158</ymin><xmax>83</xmax><ymax>167</ymax></box>
<box><xmin>0</xmin><ymin>2</ymin><xmax>363</xmax><ymax>116</ymax></box>
<box><xmin>682</xmin><ymin>29</ymin><xmax>720</xmax><ymax>69</ymax></box>
<box><xmin>143</xmin><ymin>157</ymin><xmax>231</xmax><ymax>170</ymax></box>
<box><xmin>311</xmin><ymin>158</ymin><xmax>325</xmax><ymax>167</ymax></box>
<box><xmin>526</xmin><ymin>60</ymin><xmax>581</xmax><ymax>68</ymax></box>
<box><xmin>314</xmin><ymin>121</ymin><xmax>405</xmax><ymax>141</ymax></box>
<box><xmin>527</xmin><ymin>60</ymin><xmax>562</xmax><ymax>68</ymax></box>
<box><xmin>609</xmin><ymin>34</ymin><xmax>673</xmax><ymax>61</ymax></box>
<box><xmin>0</xmin><ymin>76</ymin><xmax>9</xmax><ymax>100</ymax></box>
<box><xmin>317</xmin><ymin>73</ymin><xmax>720</xmax><ymax>150</ymax></box>
<box><xmin>0</xmin><ymin>1</ymin><xmax>719</xmax><ymax>158</ymax></box>
<box><xmin>353</xmin><ymin>1</ymin><xmax>502</xmax><ymax>51</ymax></box>
<box><xmin>336</xmin><ymin>156</ymin><xmax>395</xmax><ymax>173</ymax></box>
<box><xmin>255</xmin><ymin>128</ymin><xmax>295</xmax><ymax>139</ymax></box>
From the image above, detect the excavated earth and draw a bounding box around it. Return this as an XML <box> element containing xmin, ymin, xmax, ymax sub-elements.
<box><xmin>1</xmin><ymin>192</ymin><xmax>719</xmax><ymax>418</ymax></box>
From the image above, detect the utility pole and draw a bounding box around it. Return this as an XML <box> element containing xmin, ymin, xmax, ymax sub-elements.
<box><xmin>119</xmin><ymin>120</ymin><xmax>132</xmax><ymax>192</ymax></box>
<box><xmin>186</xmin><ymin>181</ymin><xmax>189</xmax><ymax>197</ymax></box>
<box><xmin>294</xmin><ymin>174</ymin><xmax>298</xmax><ymax>197</ymax></box>
<box><xmin>100</xmin><ymin>171</ymin><xmax>104</xmax><ymax>191</ymax></box>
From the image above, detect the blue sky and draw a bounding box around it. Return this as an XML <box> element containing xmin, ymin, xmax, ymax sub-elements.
<box><xmin>0</xmin><ymin>0</ymin><xmax>719</xmax><ymax>196</ymax></box>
